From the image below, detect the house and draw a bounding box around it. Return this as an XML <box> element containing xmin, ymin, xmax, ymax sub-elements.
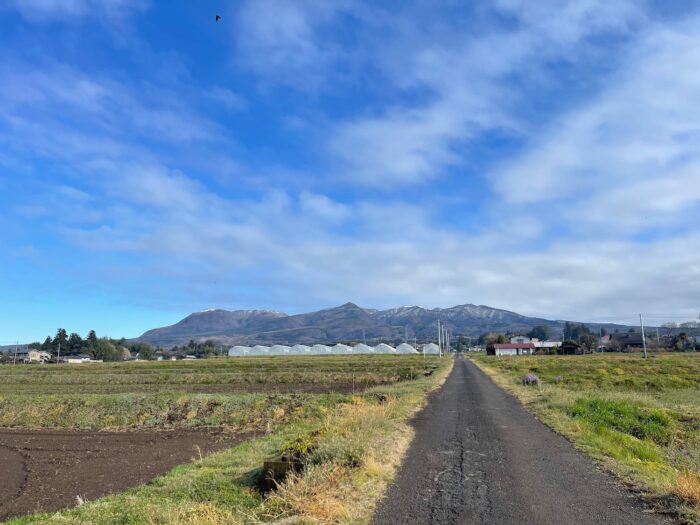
<box><xmin>510</xmin><ymin>336</ymin><xmax>531</xmax><ymax>344</ymax></box>
<box><xmin>560</xmin><ymin>341</ymin><xmax>580</xmax><ymax>355</ymax></box>
<box><xmin>492</xmin><ymin>343</ymin><xmax>535</xmax><ymax>356</ymax></box>
<box><xmin>17</xmin><ymin>350</ymin><xmax>52</xmax><ymax>364</ymax></box>
<box><xmin>610</xmin><ymin>333</ymin><xmax>645</xmax><ymax>350</ymax></box>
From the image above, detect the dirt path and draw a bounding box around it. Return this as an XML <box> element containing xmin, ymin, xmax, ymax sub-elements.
<box><xmin>373</xmin><ymin>356</ymin><xmax>673</xmax><ymax>525</ymax></box>
<box><xmin>0</xmin><ymin>429</ymin><xmax>246</xmax><ymax>522</ymax></box>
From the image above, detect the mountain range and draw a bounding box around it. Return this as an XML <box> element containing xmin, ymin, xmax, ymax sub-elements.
<box><xmin>136</xmin><ymin>303</ymin><xmax>627</xmax><ymax>347</ymax></box>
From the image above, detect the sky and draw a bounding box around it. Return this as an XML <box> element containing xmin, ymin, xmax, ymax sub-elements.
<box><xmin>2</xmin><ymin>0</ymin><xmax>700</xmax><ymax>343</ymax></box>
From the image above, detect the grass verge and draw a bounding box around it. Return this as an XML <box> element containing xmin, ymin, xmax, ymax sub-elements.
<box><xmin>472</xmin><ymin>353</ymin><xmax>700</xmax><ymax>523</ymax></box>
<box><xmin>6</xmin><ymin>357</ymin><xmax>453</xmax><ymax>524</ymax></box>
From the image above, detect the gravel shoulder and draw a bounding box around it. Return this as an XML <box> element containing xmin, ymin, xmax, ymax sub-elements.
<box><xmin>373</xmin><ymin>356</ymin><xmax>673</xmax><ymax>525</ymax></box>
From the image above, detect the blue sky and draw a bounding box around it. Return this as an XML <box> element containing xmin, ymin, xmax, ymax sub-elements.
<box><xmin>2</xmin><ymin>0</ymin><xmax>700</xmax><ymax>343</ymax></box>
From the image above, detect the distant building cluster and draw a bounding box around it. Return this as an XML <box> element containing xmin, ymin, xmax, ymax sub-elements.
<box><xmin>228</xmin><ymin>342</ymin><xmax>442</xmax><ymax>357</ymax></box>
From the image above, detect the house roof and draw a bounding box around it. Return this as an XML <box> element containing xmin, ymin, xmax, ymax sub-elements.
<box><xmin>494</xmin><ymin>343</ymin><xmax>536</xmax><ymax>349</ymax></box>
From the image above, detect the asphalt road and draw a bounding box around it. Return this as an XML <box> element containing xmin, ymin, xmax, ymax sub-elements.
<box><xmin>373</xmin><ymin>356</ymin><xmax>672</xmax><ymax>525</ymax></box>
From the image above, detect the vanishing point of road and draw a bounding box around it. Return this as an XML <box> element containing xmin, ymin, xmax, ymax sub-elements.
<box><xmin>373</xmin><ymin>355</ymin><xmax>672</xmax><ymax>525</ymax></box>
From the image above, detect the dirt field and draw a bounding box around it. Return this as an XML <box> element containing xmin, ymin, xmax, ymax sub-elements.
<box><xmin>0</xmin><ymin>429</ymin><xmax>247</xmax><ymax>522</ymax></box>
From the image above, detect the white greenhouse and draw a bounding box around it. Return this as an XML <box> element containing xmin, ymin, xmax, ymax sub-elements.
<box><xmin>228</xmin><ymin>346</ymin><xmax>251</xmax><ymax>357</ymax></box>
<box><xmin>331</xmin><ymin>343</ymin><xmax>353</xmax><ymax>354</ymax></box>
<box><xmin>352</xmin><ymin>343</ymin><xmax>374</xmax><ymax>353</ymax></box>
<box><xmin>423</xmin><ymin>343</ymin><xmax>440</xmax><ymax>354</ymax></box>
<box><xmin>311</xmin><ymin>344</ymin><xmax>332</xmax><ymax>354</ymax></box>
<box><xmin>373</xmin><ymin>343</ymin><xmax>396</xmax><ymax>354</ymax></box>
<box><xmin>396</xmin><ymin>343</ymin><xmax>418</xmax><ymax>354</ymax></box>
<box><xmin>228</xmin><ymin>341</ymin><xmax>437</xmax><ymax>357</ymax></box>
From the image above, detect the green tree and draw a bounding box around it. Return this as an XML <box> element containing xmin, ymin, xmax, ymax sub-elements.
<box><xmin>481</xmin><ymin>332</ymin><xmax>507</xmax><ymax>355</ymax></box>
<box><xmin>28</xmin><ymin>341</ymin><xmax>42</xmax><ymax>350</ymax></box>
<box><xmin>527</xmin><ymin>325</ymin><xmax>550</xmax><ymax>341</ymax></box>
<box><xmin>579</xmin><ymin>334</ymin><xmax>598</xmax><ymax>353</ymax></box>
<box><xmin>41</xmin><ymin>336</ymin><xmax>52</xmax><ymax>351</ymax></box>
<box><xmin>130</xmin><ymin>342</ymin><xmax>154</xmax><ymax>360</ymax></box>
<box><xmin>68</xmin><ymin>333</ymin><xmax>83</xmax><ymax>354</ymax></box>
<box><xmin>86</xmin><ymin>330</ymin><xmax>98</xmax><ymax>349</ymax></box>
<box><xmin>52</xmin><ymin>328</ymin><xmax>68</xmax><ymax>353</ymax></box>
<box><xmin>91</xmin><ymin>339</ymin><xmax>119</xmax><ymax>361</ymax></box>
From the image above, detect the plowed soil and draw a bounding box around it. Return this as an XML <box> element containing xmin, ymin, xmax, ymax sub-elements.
<box><xmin>0</xmin><ymin>429</ymin><xmax>247</xmax><ymax>522</ymax></box>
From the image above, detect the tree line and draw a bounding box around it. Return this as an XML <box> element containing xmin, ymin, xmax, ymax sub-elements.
<box><xmin>28</xmin><ymin>329</ymin><xmax>156</xmax><ymax>361</ymax></box>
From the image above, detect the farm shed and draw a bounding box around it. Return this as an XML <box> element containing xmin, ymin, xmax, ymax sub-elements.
<box><xmin>251</xmin><ymin>346</ymin><xmax>270</xmax><ymax>355</ymax></box>
<box><xmin>270</xmin><ymin>345</ymin><xmax>291</xmax><ymax>355</ymax></box>
<box><xmin>291</xmin><ymin>344</ymin><xmax>311</xmax><ymax>354</ymax></box>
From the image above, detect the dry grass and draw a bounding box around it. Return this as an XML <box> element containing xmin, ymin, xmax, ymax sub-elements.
<box><xmin>672</xmin><ymin>471</ymin><xmax>700</xmax><ymax>509</ymax></box>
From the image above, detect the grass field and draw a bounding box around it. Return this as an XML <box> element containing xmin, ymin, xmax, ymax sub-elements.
<box><xmin>472</xmin><ymin>353</ymin><xmax>700</xmax><ymax>522</ymax></box>
<box><xmin>0</xmin><ymin>355</ymin><xmax>427</xmax><ymax>395</ymax></box>
<box><xmin>2</xmin><ymin>355</ymin><xmax>452</xmax><ymax>524</ymax></box>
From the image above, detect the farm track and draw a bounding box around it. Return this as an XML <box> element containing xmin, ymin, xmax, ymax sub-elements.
<box><xmin>0</xmin><ymin>429</ymin><xmax>247</xmax><ymax>522</ymax></box>
<box><xmin>373</xmin><ymin>356</ymin><xmax>673</xmax><ymax>525</ymax></box>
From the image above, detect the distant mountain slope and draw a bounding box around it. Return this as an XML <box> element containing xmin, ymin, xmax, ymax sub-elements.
<box><xmin>136</xmin><ymin>303</ymin><xmax>625</xmax><ymax>347</ymax></box>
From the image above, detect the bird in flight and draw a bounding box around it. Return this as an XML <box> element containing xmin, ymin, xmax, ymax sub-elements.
<box><xmin>215</xmin><ymin>15</ymin><xmax>222</xmax><ymax>22</ymax></box>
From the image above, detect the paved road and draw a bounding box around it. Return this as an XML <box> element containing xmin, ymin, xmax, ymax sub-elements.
<box><xmin>373</xmin><ymin>356</ymin><xmax>672</xmax><ymax>525</ymax></box>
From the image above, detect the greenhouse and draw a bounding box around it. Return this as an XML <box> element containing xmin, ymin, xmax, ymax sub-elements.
<box><xmin>227</xmin><ymin>346</ymin><xmax>251</xmax><ymax>357</ymax></box>
<box><xmin>423</xmin><ymin>343</ymin><xmax>440</xmax><ymax>354</ymax></box>
<box><xmin>373</xmin><ymin>343</ymin><xmax>396</xmax><ymax>354</ymax></box>
<box><xmin>396</xmin><ymin>343</ymin><xmax>419</xmax><ymax>354</ymax></box>
<box><xmin>291</xmin><ymin>344</ymin><xmax>311</xmax><ymax>354</ymax></box>
<box><xmin>228</xmin><ymin>342</ymin><xmax>440</xmax><ymax>357</ymax></box>
<box><xmin>331</xmin><ymin>343</ymin><xmax>353</xmax><ymax>354</ymax></box>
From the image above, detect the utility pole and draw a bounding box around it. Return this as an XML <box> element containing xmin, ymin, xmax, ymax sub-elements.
<box><xmin>640</xmin><ymin>313</ymin><xmax>648</xmax><ymax>359</ymax></box>
<box><xmin>13</xmin><ymin>341</ymin><xmax>18</xmax><ymax>365</ymax></box>
<box><xmin>362</xmin><ymin>328</ymin><xmax>366</xmax><ymax>345</ymax></box>
<box><xmin>57</xmin><ymin>342</ymin><xmax>61</xmax><ymax>365</ymax></box>
<box><xmin>437</xmin><ymin>320</ymin><xmax>442</xmax><ymax>358</ymax></box>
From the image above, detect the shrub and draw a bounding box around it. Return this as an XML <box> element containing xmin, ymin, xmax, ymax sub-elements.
<box><xmin>522</xmin><ymin>373</ymin><xmax>539</xmax><ymax>386</ymax></box>
<box><xmin>553</xmin><ymin>375</ymin><xmax>563</xmax><ymax>384</ymax></box>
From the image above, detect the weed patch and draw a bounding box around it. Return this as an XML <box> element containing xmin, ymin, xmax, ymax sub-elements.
<box><xmin>570</xmin><ymin>398</ymin><xmax>674</xmax><ymax>445</ymax></box>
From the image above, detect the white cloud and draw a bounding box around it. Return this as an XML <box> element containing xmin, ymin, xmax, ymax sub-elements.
<box><xmin>492</xmin><ymin>18</ymin><xmax>700</xmax><ymax>237</ymax></box>
<box><xmin>234</xmin><ymin>0</ymin><xmax>357</xmax><ymax>89</ymax></box>
<box><xmin>326</xmin><ymin>0</ymin><xmax>645</xmax><ymax>187</ymax></box>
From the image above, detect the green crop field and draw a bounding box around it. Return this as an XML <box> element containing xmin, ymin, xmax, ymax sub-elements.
<box><xmin>2</xmin><ymin>355</ymin><xmax>453</xmax><ymax>524</ymax></box>
<box><xmin>473</xmin><ymin>353</ymin><xmax>700</xmax><ymax>522</ymax></box>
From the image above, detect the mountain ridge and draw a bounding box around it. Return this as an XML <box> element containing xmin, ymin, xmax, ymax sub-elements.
<box><xmin>137</xmin><ymin>303</ymin><xmax>628</xmax><ymax>347</ymax></box>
